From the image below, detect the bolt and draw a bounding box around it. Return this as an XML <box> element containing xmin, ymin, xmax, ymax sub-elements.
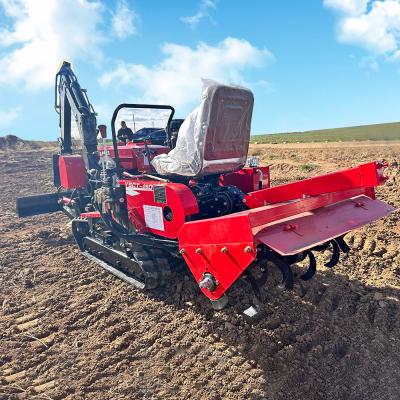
<box><xmin>195</xmin><ymin>248</ymin><xmax>202</xmax><ymax>254</ymax></box>
<box><xmin>199</xmin><ymin>273</ymin><xmax>217</xmax><ymax>292</ymax></box>
<box><xmin>220</xmin><ymin>246</ymin><xmax>228</xmax><ymax>254</ymax></box>
<box><xmin>179</xmin><ymin>248</ymin><xmax>186</xmax><ymax>254</ymax></box>
<box><xmin>284</xmin><ymin>223</ymin><xmax>298</xmax><ymax>231</ymax></box>
<box><xmin>244</xmin><ymin>246</ymin><xmax>252</xmax><ymax>253</ymax></box>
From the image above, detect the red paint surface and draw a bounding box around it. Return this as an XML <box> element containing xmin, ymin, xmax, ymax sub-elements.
<box><xmin>120</xmin><ymin>179</ymin><xmax>199</xmax><ymax>239</ymax></box>
<box><xmin>100</xmin><ymin>143</ymin><xmax>169</xmax><ymax>172</ymax></box>
<box><xmin>59</xmin><ymin>155</ymin><xmax>87</xmax><ymax>189</ymax></box>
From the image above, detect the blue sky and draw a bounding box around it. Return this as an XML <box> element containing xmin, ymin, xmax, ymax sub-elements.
<box><xmin>1</xmin><ymin>0</ymin><xmax>400</xmax><ymax>140</ymax></box>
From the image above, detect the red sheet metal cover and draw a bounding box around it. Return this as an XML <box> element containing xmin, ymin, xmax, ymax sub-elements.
<box><xmin>254</xmin><ymin>195</ymin><xmax>395</xmax><ymax>255</ymax></box>
<box><xmin>58</xmin><ymin>155</ymin><xmax>87</xmax><ymax>189</ymax></box>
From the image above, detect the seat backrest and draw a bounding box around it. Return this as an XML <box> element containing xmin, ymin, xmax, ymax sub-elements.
<box><xmin>151</xmin><ymin>82</ymin><xmax>254</xmax><ymax>178</ymax></box>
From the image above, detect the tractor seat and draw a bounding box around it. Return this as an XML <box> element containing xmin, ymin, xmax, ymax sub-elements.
<box><xmin>151</xmin><ymin>82</ymin><xmax>254</xmax><ymax>178</ymax></box>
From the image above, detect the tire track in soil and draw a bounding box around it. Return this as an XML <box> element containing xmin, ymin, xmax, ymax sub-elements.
<box><xmin>1</xmin><ymin>298</ymin><xmax>60</xmax><ymax>400</ymax></box>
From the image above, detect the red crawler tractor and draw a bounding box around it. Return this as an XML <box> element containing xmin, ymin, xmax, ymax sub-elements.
<box><xmin>17</xmin><ymin>62</ymin><xmax>395</xmax><ymax>311</ymax></box>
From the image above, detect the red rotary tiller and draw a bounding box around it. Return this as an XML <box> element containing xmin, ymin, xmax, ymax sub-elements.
<box><xmin>17</xmin><ymin>62</ymin><xmax>395</xmax><ymax>312</ymax></box>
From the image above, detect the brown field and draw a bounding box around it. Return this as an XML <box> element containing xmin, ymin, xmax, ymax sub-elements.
<box><xmin>0</xmin><ymin>142</ymin><xmax>399</xmax><ymax>400</ymax></box>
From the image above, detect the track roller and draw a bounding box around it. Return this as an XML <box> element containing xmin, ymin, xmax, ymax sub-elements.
<box><xmin>130</xmin><ymin>244</ymin><xmax>171</xmax><ymax>289</ymax></box>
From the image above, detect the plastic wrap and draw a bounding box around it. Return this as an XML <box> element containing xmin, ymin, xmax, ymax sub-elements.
<box><xmin>151</xmin><ymin>80</ymin><xmax>254</xmax><ymax>177</ymax></box>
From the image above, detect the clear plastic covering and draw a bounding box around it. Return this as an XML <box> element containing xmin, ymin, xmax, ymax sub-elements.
<box><xmin>151</xmin><ymin>80</ymin><xmax>254</xmax><ymax>178</ymax></box>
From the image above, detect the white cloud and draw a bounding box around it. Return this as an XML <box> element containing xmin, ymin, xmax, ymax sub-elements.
<box><xmin>181</xmin><ymin>0</ymin><xmax>217</xmax><ymax>28</ymax></box>
<box><xmin>0</xmin><ymin>107</ymin><xmax>20</xmax><ymax>126</ymax></box>
<box><xmin>0</xmin><ymin>0</ymin><xmax>139</xmax><ymax>90</ymax></box>
<box><xmin>0</xmin><ymin>0</ymin><xmax>105</xmax><ymax>90</ymax></box>
<box><xmin>99</xmin><ymin>37</ymin><xmax>273</xmax><ymax>110</ymax></box>
<box><xmin>112</xmin><ymin>0</ymin><xmax>138</xmax><ymax>39</ymax></box>
<box><xmin>325</xmin><ymin>0</ymin><xmax>400</xmax><ymax>58</ymax></box>
<box><xmin>324</xmin><ymin>0</ymin><xmax>369</xmax><ymax>16</ymax></box>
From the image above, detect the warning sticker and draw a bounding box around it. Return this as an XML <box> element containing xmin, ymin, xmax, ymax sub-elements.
<box><xmin>143</xmin><ymin>205</ymin><xmax>164</xmax><ymax>231</ymax></box>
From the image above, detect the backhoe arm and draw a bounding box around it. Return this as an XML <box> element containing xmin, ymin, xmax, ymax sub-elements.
<box><xmin>55</xmin><ymin>61</ymin><xmax>99</xmax><ymax>170</ymax></box>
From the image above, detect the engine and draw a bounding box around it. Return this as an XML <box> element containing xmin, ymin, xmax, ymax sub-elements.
<box><xmin>190</xmin><ymin>182</ymin><xmax>247</xmax><ymax>219</ymax></box>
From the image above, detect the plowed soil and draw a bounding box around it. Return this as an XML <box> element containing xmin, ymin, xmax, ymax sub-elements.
<box><xmin>0</xmin><ymin>142</ymin><xmax>399</xmax><ymax>400</ymax></box>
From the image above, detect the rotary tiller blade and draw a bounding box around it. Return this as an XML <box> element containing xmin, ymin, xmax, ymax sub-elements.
<box><xmin>269</xmin><ymin>253</ymin><xmax>294</xmax><ymax>290</ymax></box>
<box><xmin>300</xmin><ymin>250</ymin><xmax>317</xmax><ymax>281</ymax></box>
<box><xmin>335</xmin><ymin>236</ymin><xmax>351</xmax><ymax>253</ymax></box>
<box><xmin>324</xmin><ymin>239</ymin><xmax>341</xmax><ymax>268</ymax></box>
